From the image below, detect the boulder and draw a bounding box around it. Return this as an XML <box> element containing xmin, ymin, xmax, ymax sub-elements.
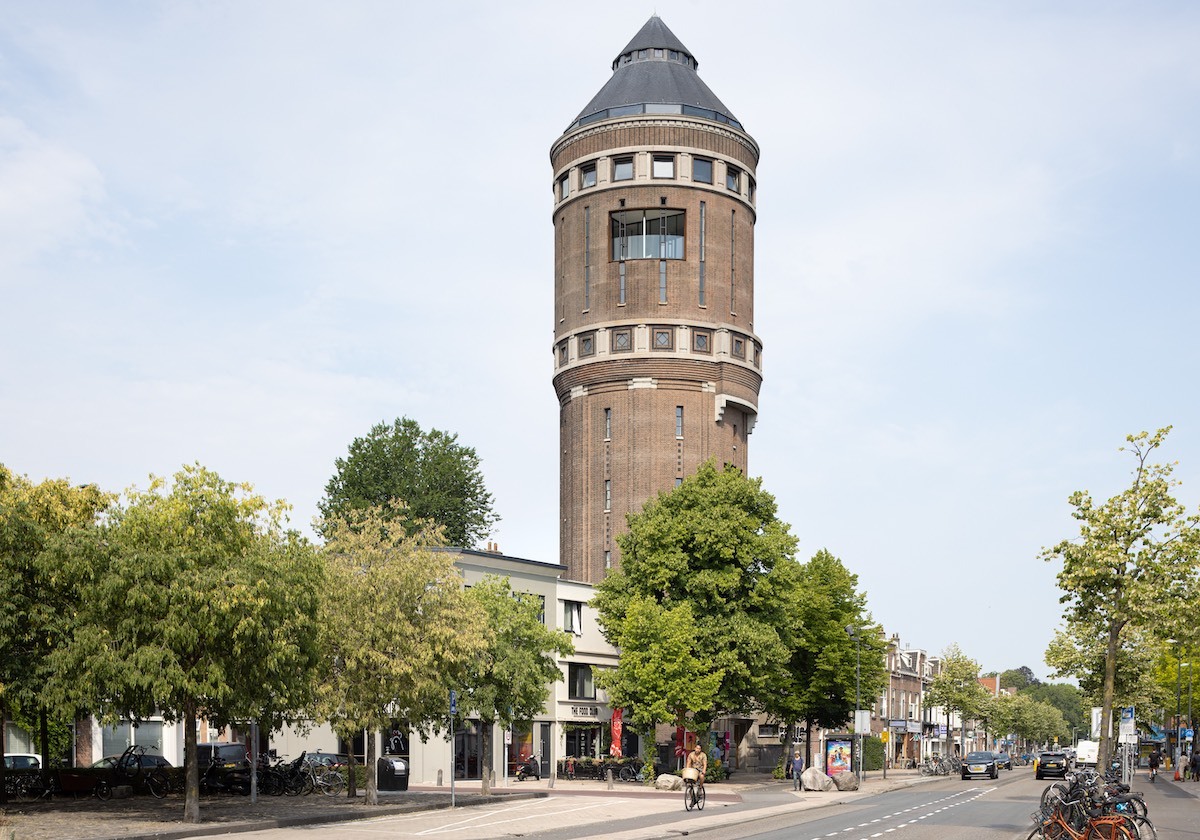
<box><xmin>800</xmin><ymin>767</ymin><xmax>833</xmax><ymax>791</ymax></box>
<box><xmin>655</xmin><ymin>773</ymin><xmax>683</xmax><ymax>791</ymax></box>
<box><xmin>832</xmin><ymin>772</ymin><xmax>860</xmax><ymax>791</ymax></box>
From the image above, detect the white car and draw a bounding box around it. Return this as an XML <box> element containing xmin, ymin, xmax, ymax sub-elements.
<box><xmin>3</xmin><ymin>753</ymin><xmax>42</xmax><ymax>770</ymax></box>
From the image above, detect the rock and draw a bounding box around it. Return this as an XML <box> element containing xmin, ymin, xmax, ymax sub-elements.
<box><xmin>832</xmin><ymin>772</ymin><xmax>859</xmax><ymax>791</ymax></box>
<box><xmin>800</xmin><ymin>767</ymin><xmax>833</xmax><ymax>791</ymax></box>
<box><xmin>655</xmin><ymin>773</ymin><xmax>683</xmax><ymax>791</ymax></box>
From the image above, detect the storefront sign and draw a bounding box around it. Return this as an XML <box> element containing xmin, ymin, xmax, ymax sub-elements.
<box><xmin>570</xmin><ymin>705</ymin><xmax>600</xmax><ymax>717</ymax></box>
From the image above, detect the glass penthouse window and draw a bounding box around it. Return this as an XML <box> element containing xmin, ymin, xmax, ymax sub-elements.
<box><xmin>611</xmin><ymin>210</ymin><xmax>684</xmax><ymax>260</ymax></box>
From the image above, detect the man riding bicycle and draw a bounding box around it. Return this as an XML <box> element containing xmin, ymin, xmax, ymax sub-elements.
<box><xmin>1148</xmin><ymin>746</ymin><xmax>1162</xmax><ymax>781</ymax></box>
<box><xmin>685</xmin><ymin>743</ymin><xmax>708</xmax><ymax>792</ymax></box>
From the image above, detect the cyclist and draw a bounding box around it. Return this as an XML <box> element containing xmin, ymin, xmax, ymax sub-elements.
<box><xmin>685</xmin><ymin>742</ymin><xmax>708</xmax><ymax>793</ymax></box>
<box><xmin>1147</xmin><ymin>746</ymin><xmax>1162</xmax><ymax>782</ymax></box>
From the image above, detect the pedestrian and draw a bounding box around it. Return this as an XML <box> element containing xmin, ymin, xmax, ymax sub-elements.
<box><xmin>1189</xmin><ymin>747</ymin><xmax>1200</xmax><ymax>782</ymax></box>
<box><xmin>791</xmin><ymin>750</ymin><xmax>805</xmax><ymax>791</ymax></box>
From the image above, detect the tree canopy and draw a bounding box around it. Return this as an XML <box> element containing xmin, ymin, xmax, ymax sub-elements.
<box><xmin>593</xmin><ymin>461</ymin><xmax>801</xmax><ymax>734</ymax></box>
<box><xmin>318</xmin><ymin>417</ymin><xmax>498</xmax><ymax>548</ymax></box>
<box><xmin>38</xmin><ymin>464</ymin><xmax>324</xmax><ymax>822</ymax></box>
<box><xmin>1042</xmin><ymin>428</ymin><xmax>1200</xmax><ymax>764</ymax></box>
<box><xmin>314</xmin><ymin>502</ymin><xmax>486</xmax><ymax>804</ymax></box>
<box><xmin>460</xmin><ymin>576</ymin><xmax>574</xmax><ymax>794</ymax></box>
<box><xmin>769</xmin><ymin>549</ymin><xmax>886</xmax><ymax>765</ymax></box>
<box><xmin>925</xmin><ymin>644</ymin><xmax>989</xmax><ymax>755</ymax></box>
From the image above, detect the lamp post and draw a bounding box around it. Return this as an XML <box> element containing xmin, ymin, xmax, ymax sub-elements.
<box><xmin>846</xmin><ymin>625</ymin><xmax>862</xmax><ymax>786</ymax></box>
<box><xmin>1167</xmin><ymin>638</ymin><xmax>1180</xmax><ymax>770</ymax></box>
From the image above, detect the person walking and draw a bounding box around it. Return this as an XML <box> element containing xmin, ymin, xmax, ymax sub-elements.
<box><xmin>791</xmin><ymin>750</ymin><xmax>805</xmax><ymax>791</ymax></box>
<box><xmin>1189</xmin><ymin>746</ymin><xmax>1200</xmax><ymax>782</ymax></box>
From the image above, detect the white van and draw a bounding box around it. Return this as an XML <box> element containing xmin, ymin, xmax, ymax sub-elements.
<box><xmin>1075</xmin><ymin>740</ymin><xmax>1099</xmax><ymax>767</ymax></box>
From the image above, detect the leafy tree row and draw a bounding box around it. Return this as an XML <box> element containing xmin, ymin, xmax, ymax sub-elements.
<box><xmin>592</xmin><ymin>461</ymin><xmax>887</xmax><ymax>769</ymax></box>
<box><xmin>0</xmin><ymin>418</ymin><xmax>571</xmax><ymax>820</ymax></box>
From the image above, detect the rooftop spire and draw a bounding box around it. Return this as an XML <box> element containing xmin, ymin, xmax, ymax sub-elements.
<box><xmin>563</xmin><ymin>16</ymin><xmax>743</xmax><ymax>135</ymax></box>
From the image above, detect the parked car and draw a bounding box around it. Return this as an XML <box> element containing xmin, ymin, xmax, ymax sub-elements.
<box><xmin>91</xmin><ymin>752</ymin><xmax>172</xmax><ymax>770</ymax></box>
<box><xmin>993</xmin><ymin>751</ymin><xmax>1013</xmax><ymax>770</ymax></box>
<box><xmin>961</xmin><ymin>751</ymin><xmax>999</xmax><ymax>780</ymax></box>
<box><xmin>196</xmin><ymin>742</ymin><xmax>250</xmax><ymax>771</ymax></box>
<box><xmin>307</xmin><ymin>751</ymin><xmax>350</xmax><ymax>768</ymax></box>
<box><xmin>3</xmin><ymin>753</ymin><xmax>42</xmax><ymax>770</ymax></box>
<box><xmin>1036</xmin><ymin>750</ymin><xmax>1069</xmax><ymax>780</ymax></box>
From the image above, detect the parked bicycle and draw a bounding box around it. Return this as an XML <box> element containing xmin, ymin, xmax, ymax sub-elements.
<box><xmin>619</xmin><ymin>760</ymin><xmax>652</xmax><ymax>782</ymax></box>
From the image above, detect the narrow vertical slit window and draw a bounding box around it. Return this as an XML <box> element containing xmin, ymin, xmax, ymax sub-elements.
<box><xmin>730</xmin><ymin>209</ymin><xmax>736</xmax><ymax>313</ymax></box>
<box><xmin>699</xmin><ymin>201</ymin><xmax>706</xmax><ymax>306</ymax></box>
<box><xmin>604</xmin><ymin>479</ymin><xmax>611</xmax><ymax>511</ymax></box>
<box><xmin>604</xmin><ymin>407</ymin><xmax>612</xmax><ymax>440</ymax></box>
<box><xmin>659</xmin><ymin>260</ymin><xmax>667</xmax><ymax>303</ymax></box>
<box><xmin>584</xmin><ymin>206</ymin><xmax>591</xmax><ymax>311</ymax></box>
<box><xmin>676</xmin><ymin>406</ymin><xmax>684</xmax><ymax>438</ymax></box>
<box><xmin>619</xmin><ymin>261</ymin><xmax>627</xmax><ymax>305</ymax></box>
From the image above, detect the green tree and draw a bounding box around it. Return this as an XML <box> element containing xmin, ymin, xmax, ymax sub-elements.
<box><xmin>593</xmin><ymin>462</ymin><xmax>801</xmax><ymax>737</ymax></box>
<box><xmin>0</xmin><ymin>466</ymin><xmax>108</xmax><ymax>802</ymax></box>
<box><xmin>460</xmin><ymin>576</ymin><xmax>575</xmax><ymax>794</ymax></box>
<box><xmin>1042</xmin><ymin>428</ymin><xmax>1200</xmax><ymax>766</ymax></box>
<box><xmin>769</xmin><ymin>550</ymin><xmax>886</xmax><ymax>768</ymax></box>
<box><xmin>314</xmin><ymin>502</ymin><xmax>486</xmax><ymax>804</ymax></box>
<box><xmin>1021</xmin><ymin>680</ymin><xmax>1089</xmax><ymax>740</ymax></box>
<box><xmin>319</xmin><ymin>417</ymin><xmax>499</xmax><ymax>547</ymax></box>
<box><xmin>925</xmin><ymin>644</ymin><xmax>989</xmax><ymax>756</ymax></box>
<box><xmin>37</xmin><ymin>465</ymin><xmax>324</xmax><ymax>823</ymax></box>
<box><xmin>999</xmin><ymin>666</ymin><xmax>1041</xmax><ymax>691</ymax></box>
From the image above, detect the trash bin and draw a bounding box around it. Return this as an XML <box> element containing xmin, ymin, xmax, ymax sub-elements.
<box><xmin>377</xmin><ymin>756</ymin><xmax>409</xmax><ymax>791</ymax></box>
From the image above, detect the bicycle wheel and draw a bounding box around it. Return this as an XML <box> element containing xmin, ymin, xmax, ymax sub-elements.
<box><xmin>95</xmin><ymin>779</ymin><xmax>112</xmax><ymax>801</ymax></box>
<box><xmin>696</xmin><ymin>785</ymin><xmax>706</xmax><ymax>810</ymax></box>
<box><xmin>684</xmin><ymin>781</ymin><xmax>695</xmax><ymax>811</ymax></box>
<box><xmin>619</xmin><ymin>765</ymin><xmax>634</xmax><ymax>782</ymax></box>
<box><xmin>16</xmin><ymin>775</ymin><xmax>47</xmax><ymax>802</ymax></box>
<box><xmin>1124</xmin><ymin>815</ymin><xmax>1156</xmax><ymax>840</ymax></box>
<box><xmin>145</xmin><ymin>769</ymin><xmax>169</xmax><ymax>799</ymax></box>
<box><xmin>1040</xmin><ymin>783</ymin><xmax>1069</xmax><ymax>809</ymax></box>
<box><xmin>320</xmin><ymin>770</ymin><xmax>345</xmax><ymax>797</ymax></box>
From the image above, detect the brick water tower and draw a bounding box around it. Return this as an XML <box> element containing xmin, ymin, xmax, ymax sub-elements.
<box><xmin>550</xmin><ymin>16</ymin><xmax>762</xmax><ymax>583</ymax></box>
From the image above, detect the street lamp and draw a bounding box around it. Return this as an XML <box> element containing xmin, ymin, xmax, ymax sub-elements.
<box><xmin>846</xmin><ymin>624</ymin><xmax>862</xmax><ymax>786</ymax></box>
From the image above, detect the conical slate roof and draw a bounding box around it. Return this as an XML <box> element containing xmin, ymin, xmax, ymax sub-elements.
<box><xmin>565</xmin><ymin>16</ymin><xmax>742</xmax><ymax>134</ymax></box>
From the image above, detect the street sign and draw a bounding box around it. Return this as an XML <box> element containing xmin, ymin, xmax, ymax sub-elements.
<box><xmin>450</xmin><ymin>690</ymin><xmax>457</xmax><ymax>716</ymax></box>
<box><xmin>854</xmin><ymin>710</ymin><xmax>871</xmax><ymax>732</ymax></box>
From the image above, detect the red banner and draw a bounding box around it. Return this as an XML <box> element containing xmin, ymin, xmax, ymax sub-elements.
<box><xmin>610</xmin><ymin>709</ymin><xmax>623</xmax><ymax>757</ymax></box>
<box><xmin>675</xmin><ymin>725</ymin><xmax>686</xmax><ymax>757</ymax></box>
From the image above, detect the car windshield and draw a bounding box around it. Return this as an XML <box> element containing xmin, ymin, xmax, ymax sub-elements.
<box><xmin>965</xmin><ymin>752</ymin><xmax>992</xmax><ymax>761</ymax></box>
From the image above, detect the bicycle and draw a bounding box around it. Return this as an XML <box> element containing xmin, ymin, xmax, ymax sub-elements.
<box><xmin>682</xmin><ymin>767</ymin><xmax>705</xmax><ymax>811</ymax></box>
<box><xmin>619</xmin><ymin>760</ymin><xmax>651</xmax><ymax>782</ymax></box>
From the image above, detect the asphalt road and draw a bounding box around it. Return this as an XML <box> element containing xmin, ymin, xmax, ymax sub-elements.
<box><xmin>143</xmin><ymin>768</ymin><xmax>1200</xmax><ymax>840</ymax></box>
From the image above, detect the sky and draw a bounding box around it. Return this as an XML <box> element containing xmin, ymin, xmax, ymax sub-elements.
<box><xmin>3</xmin><ymin>1</ymin><xmax>1199</xmax><ymax>679</ymax></box>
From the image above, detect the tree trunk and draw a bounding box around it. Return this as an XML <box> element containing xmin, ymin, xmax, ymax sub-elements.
<box><xmin>365</xmin><ymin>729</ymin><xmax>377</xmax><ymax>805</ymax></box>
<box><xmin>184</xmin><ymin>706</ymin><xmax>200</xmax><ymax>823</ymax></box>
<box><xmin>1098</xmin><ymin>619</ymin><xmax>1123</xmax><ymax>768</ymax></box>
<box><xmin>804</xmin><ymin>716</ymin><xmax>814</xmax><ymax>770</ymax></box>
<box><xmin>39</xmin><ymin>707</ymin><xmax>50</xmax><ymax>770</ymax></box>
<box><xmin>343</xmin><ymin>729</ymin><xmax>357</xmax><ymax>799</ymax></box>
<box><xmin>1</xmin><ymin>704</ymin><xmax>9</xmax><ymax>805</ymax></box>
<box><xmin>480</xmin><ymin>721</ymin><xmax>492</xmax><ymax>796</ymax></box>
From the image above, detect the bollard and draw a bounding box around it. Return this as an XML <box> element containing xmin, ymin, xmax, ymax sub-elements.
<box><xmin>606</xmin><ymin>767</ymin><xmax>614</xmax><ymax>790</ymax></box>
<box><xmin>437</xmin><ymin>769</ymin><xmax>443</xmax><ymax>787</ymax></box>
<box><xmin>548</xmin><ymin>773</ymin><xmax>555</xmax><ymax>789</ymax></box>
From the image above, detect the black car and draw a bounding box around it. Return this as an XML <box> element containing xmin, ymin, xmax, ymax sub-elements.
<box><xmin>1036</xmin><ymin>750</ymin><xmax>1069</xmax><ymax>780</ymax></box>
<box><xmin>994</xmin><ymin>751</ymin><xmax>1013</xmax><ymax>770</ymax></box>
<box><xmin>196</xmin><ymin>742</ymin><xmax>250</xmax><ymax>771</ymax></box>
<box><xmin>961</xmin><ymin>751</ymin><xmax>999</xmax><ymax>779</ymax></box>
<box><xmin>91</xmin><ymin>753</ymin><xmax>172</xmax><ymax>770</ymax></box>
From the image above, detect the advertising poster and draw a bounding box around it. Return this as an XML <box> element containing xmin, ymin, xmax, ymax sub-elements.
<box><xmin>825</xmin><ymin>739</ymin><xmax>852</xmax><ymax>776</ymax></box>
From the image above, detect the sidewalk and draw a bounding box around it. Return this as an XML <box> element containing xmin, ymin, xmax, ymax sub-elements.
<box><xmin>0</xmin><ymin>769</ymin><xmax>931</xmax><ymax>840</ymax></box>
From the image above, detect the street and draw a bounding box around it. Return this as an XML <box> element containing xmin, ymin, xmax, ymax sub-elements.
<box><xmin>161</xmin><ymin>769</ymin><xmax>1200</xmax><ymax>840</ymax></box>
